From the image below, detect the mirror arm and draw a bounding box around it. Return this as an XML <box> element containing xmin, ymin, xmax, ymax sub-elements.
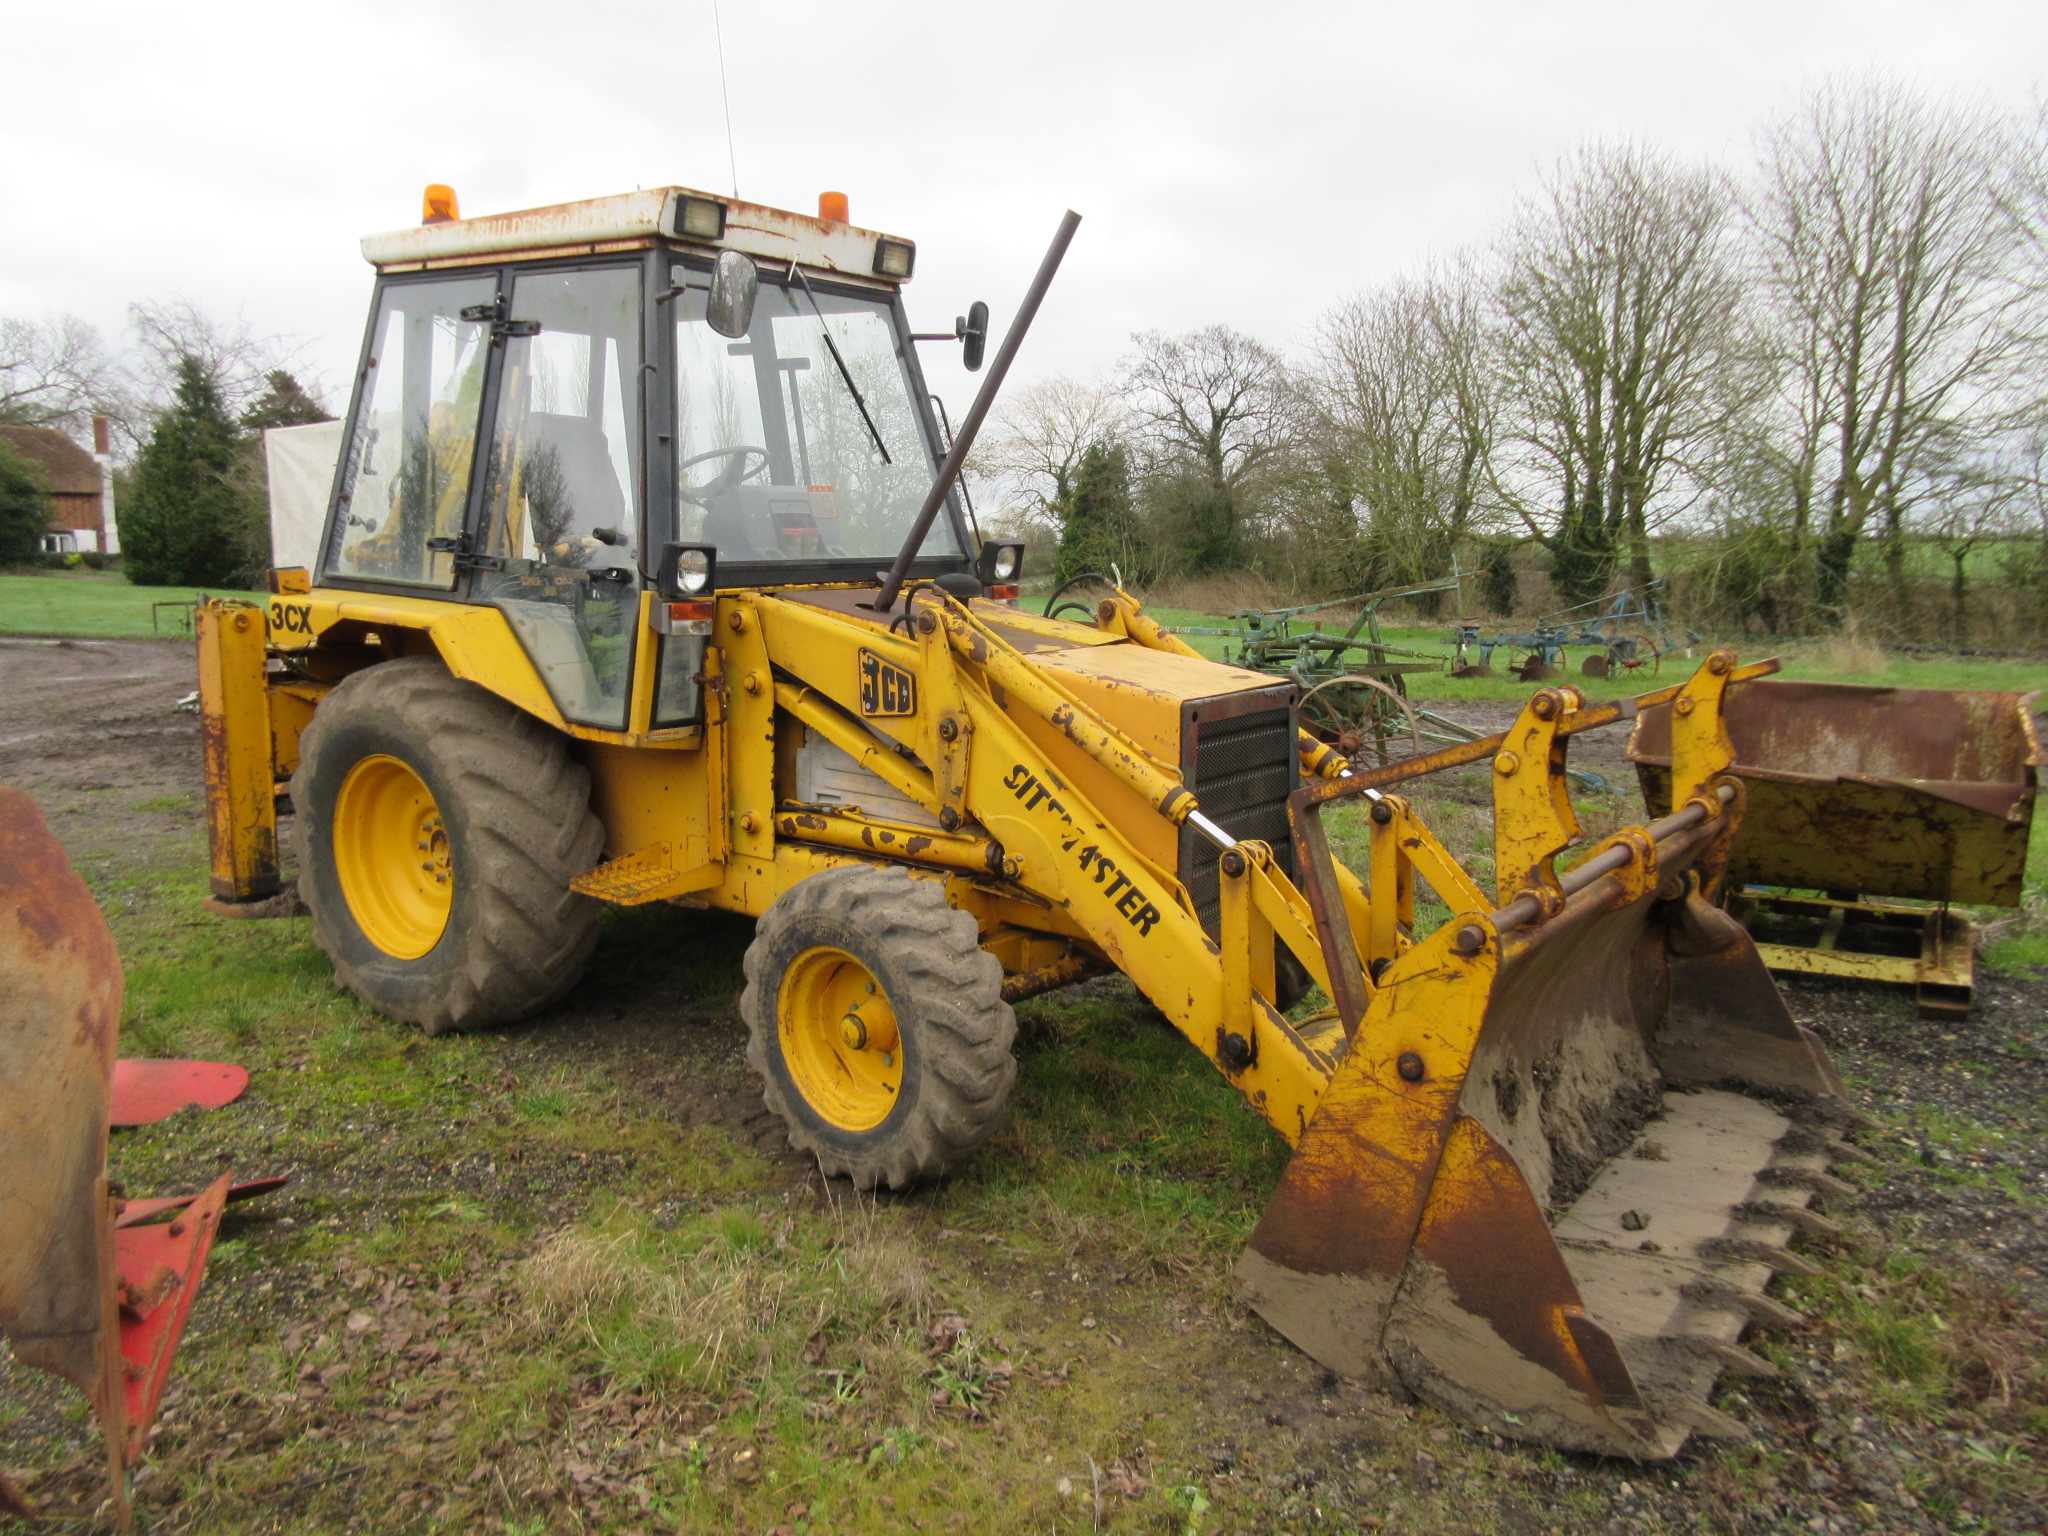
<box><xmin>872</xmin><ymin>210</ymin><xmax>1081</xmax><ymax>613</ymax></box>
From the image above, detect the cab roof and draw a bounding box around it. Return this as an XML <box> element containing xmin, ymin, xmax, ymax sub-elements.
<box><xmin>360</xmin><ymin>186</ymin><xmax>915</xmax><ymax>285</ymax></box>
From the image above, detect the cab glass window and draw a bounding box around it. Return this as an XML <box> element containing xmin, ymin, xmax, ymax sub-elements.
<box><xmin>326</xmin><ymin>276</ymin><xmax>497</xmax><ymax>586</ymax></box>
<box><xmin>473</xmin><ymin>265</ymin><xmax>643</xmax><ymax>730</ymax></box>
<box><xmin>672</xmin><ymin>271</ymin><xmax>960</xmax><ymax>564</ymax></box>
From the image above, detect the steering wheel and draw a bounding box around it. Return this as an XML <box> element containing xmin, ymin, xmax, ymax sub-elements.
<box><xmin>678</xmin><ymin>445</ymin><xmax>770</xmax><ymax>506</ymax></box>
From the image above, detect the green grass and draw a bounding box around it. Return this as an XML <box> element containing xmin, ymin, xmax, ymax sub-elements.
<box><xmin>0</xmin><ymin>569</ymin><xmax>264</xmax><ymax>639</ymax></box>
<box><xmin>11</xmin><ymin>818</ymin><xmax>1344</xmax><ymax>1533</ymax></box>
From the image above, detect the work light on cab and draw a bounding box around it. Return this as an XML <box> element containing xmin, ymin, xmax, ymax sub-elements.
<box><xmin>873</xmin><ymin>237</ymin><xmax>915</xmax><ymax>279</ymax></box>
<box><xmin>658</xmin><ymin>542</ymin><xmax>717</xmax><ymax>597</ymax></box>
<box><xmin>673</xmin><ymin>194</ymin><xmax>728</xmax><ymax>240</ymax></box>
<box><xmin>976</xmin><ymin>539</ymin><xmax>1024</xmax><ymax>597</ymax></box>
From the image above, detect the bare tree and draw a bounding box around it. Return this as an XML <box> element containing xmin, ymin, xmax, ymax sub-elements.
<box><xmin>1118</xmin><ymin>325</ymin><xmax>1288</xmax><ymax>572</ymax></box>
<box><xmin>125</xmin><ymin>298</ymin><xmax>313</xmax><ymax>430</ymax></box>
<box><xmin>972</xmin><ymin>374</ymin><xmax>1127</xmax><ymax>537</ymax></box>
<box><xmin>1747</xmin><ymin>80</ymin><xmax>2038</xmax><ymax>619</ymax></box>
<box><xmin>1293</xmin><ymin>260</ymin><xmax>1499</xmax><ymax>592</ymax></box>
<box><xmin>1490</xmin><ymin>143</ymin><xmax>1745</xmax><ymax>606</ymax></box>
<box><xmin>0</xmin><ymin>313</ymin><xmax>120</xmax><ymax>435</ymax></box>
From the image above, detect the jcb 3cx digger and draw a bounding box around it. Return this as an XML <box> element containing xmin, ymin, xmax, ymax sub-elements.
<box><xmin>198</xmin><ymin>183</ymin><xmax>1862</xmax><ymax>1459</ymax></box>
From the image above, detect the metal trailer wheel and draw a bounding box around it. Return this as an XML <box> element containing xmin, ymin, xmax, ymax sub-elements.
<box><xmin>292</xmin><ymin>657</ymin><xmax>604</xmax><ymax>1034</ymax></box>
<box><xmin>742</xmin><ymin>865</ymin><xmax>1017</xmax><ymax>1189</ymax></box>
<box><xmin>1300</xmin><ymin>674</ymin><xmax>1425</xmax><ymax>769</ymax></box>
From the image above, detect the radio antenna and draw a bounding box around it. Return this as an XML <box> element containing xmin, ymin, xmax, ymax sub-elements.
<box><xmin>711</xmin><ymin>0</ymin><xmax>739</xmax><ymax>196</ymax></box>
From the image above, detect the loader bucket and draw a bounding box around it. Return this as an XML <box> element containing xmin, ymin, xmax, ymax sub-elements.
<box><xmin>1629</xmin><ymin>680</ymin><xmax>2042</xmax><ymax>906</ymax></box>
<box><xmin>1237</xmin><ymin>658</ymin><xmax>1856</xmax><ymax>1457</ymax></box>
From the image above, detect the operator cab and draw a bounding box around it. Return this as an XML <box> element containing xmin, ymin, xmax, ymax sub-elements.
<box><xmin>317</xmin><ymin>185</ymin><xmax>978</xmax><ymax>734</ymax></box>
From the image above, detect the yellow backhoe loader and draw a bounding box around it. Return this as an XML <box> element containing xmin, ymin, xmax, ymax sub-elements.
<box><xmin>198</xmin><ymin>183</ymin><xmax>1861</xmax><ymax>1458</ymax></box>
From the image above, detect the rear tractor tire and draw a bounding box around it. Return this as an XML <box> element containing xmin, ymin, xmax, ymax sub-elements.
<box><xmin>742</xmin><ymin>865</ymin><xmax>1017</xmax><ymax>1190</ymax></box>
<box><xmin>292</xmin><ymin>656</ymin><xmax>605</xmax><ymax>1035</ymax></box>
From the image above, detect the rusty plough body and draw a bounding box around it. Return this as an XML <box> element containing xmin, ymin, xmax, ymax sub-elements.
<box><xmin>1</xmin><ymin>788</ymin><xmax>258</xmax><ymax>1525</ymax></box>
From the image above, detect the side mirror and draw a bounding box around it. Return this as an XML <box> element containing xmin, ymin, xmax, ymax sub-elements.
<box><xmin>706</xmin><ymin>250</ymin><xmax>759</xmax><ymax>339</ymax></box>
<box><xmin>957</xmin><ymin>301</ymin><xmax>989</xmax><ymax>372</ymax></box>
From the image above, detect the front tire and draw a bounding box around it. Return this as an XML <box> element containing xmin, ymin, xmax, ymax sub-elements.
<box><xmin>292</xmin><ymin>656</ymin><xmax>604</xmax><ymax>1034</ymax></box>
<box><xmin>742</xmin><ymin>866</ymin><xmax>1016</xmax><ymax>1189</ymax></box>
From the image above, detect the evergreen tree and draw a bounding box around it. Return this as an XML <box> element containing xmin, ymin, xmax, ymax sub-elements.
<box><xmin>0</xmin><ymin>439</ymin><xmax>50</xmax><ymax>564</ymax></box>
<box><xmin>239</xmin><ymin>369</ymin><xmax>332</xmax><ymax>433</ymax></box>
<box><xmin>124</xmin><ymin>355</ymin><xmax>257</xmax><ymax>587</ymax></box>
<box><xmin>1055</xmin><ymin>442</ymin><xmax>1140</xmax><ymax>583</ymax></box>
<box><xmin>1479</xmin><ymin>538</ymin><xmax>1521</xmax><ymax>616</ymax></box>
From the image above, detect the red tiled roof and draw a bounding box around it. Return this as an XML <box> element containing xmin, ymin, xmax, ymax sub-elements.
<box><xmin>0</xmin><ymin>426</ymin><xmax>103</xmax><ymax>497</ymax></box>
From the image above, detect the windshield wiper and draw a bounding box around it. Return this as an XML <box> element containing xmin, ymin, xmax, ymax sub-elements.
<box><xmin>786</xmin><ymin>264</ymin><xmax>892</xmax><ymax>465</ymax></box>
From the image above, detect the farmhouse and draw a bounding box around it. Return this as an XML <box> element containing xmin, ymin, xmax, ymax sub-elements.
<box><xmin>0</xmin><ymin>419</ymin><xmax>118</xmax><ymax>554</ymax></box>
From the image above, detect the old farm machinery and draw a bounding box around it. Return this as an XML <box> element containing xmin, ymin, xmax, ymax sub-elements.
<box><xmin>1453</xmin><ymin>581</ymin><xmax>1700</xmax><ymax>681</ymax></box>
<box><xmin>1632</xmin><ymin>680</ymin><xmax>2041</xmax><ymax>1018</ymax></box>
<box><xmin>195</xmin><ymin>182</ymin><xmax>1865</xmax><ymax>1457</ymax></box>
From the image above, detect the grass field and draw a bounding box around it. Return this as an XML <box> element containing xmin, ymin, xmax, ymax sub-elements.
<box><xmin>0</xmin><ymin>570</ymin><xmax>264</xmax><ymax>639</ymax></box>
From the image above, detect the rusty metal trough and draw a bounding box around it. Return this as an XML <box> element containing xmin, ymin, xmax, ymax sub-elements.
<box><xmin>1628</xmin><ymin>680</ymin><xmax>2042</xmax><ymax>1016</ymax></box>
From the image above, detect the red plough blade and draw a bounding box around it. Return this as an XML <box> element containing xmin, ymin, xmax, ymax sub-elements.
<box><xmin>115</xmin><ymin>1176</ymin><xmax>288</xmax><ymax>1229</ymax></box>
<box><xmin>109</xmin><ymin>1059</ymin><xmax>250</xmax><ymax>1127</ymax></box>
<box><xmin>113</xmin><ymin>1173</ymin><xmax>232</xmax><ymax>1459</ymax></box>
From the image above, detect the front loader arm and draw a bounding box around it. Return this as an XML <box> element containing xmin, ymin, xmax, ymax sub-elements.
<box><xmin>758</xmin><ymin>592</ymin><xmax>1862</xmax><ymax>1460</ymax></box>
<box><xmin>754</xmin><ymin>590</ymin><xmax>1342</xmax><ymax>1143</ymax></box>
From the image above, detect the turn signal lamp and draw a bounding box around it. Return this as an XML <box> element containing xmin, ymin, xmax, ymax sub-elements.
<box><xmin>818</xmin><ymin>190</ymin><xmax>850</xmax><ymax>223</ymax></box>
<box><xmin>421</xmin><ymin>184</ymin><xmax>460</xmax><ymax>224</ymax></box>
<box><xmin>652</xmin><ymin>599</ymin><xmax>715</xmax><ymax>636</ymax></box>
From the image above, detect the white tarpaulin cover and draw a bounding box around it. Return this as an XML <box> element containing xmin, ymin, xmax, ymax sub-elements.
<box><xmin>264</xmin><ymin>420</ymin><xmax>344</xmax><ymax>571</ymax></box>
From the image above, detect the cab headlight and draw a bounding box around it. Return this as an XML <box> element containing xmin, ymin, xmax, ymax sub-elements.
<box><xmin>976</xmin><ymin>539</ymin><xmax>1025</xmax><ymax>585</ymax></box>
<box><xmin>659</xmin><ymin>542</ymin><xmax>718</xmax><ymax>598</ymax></box>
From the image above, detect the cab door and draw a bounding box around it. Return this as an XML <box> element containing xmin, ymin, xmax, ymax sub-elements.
<box><xmin>470</xmin><ymin>262</ymin><xmax>647</xmax><ymax>732</ymax></box>
<box><xmin>322</xmin><ymin>273</ymin><xmax>498</xmax><ymax>589</ymax></box>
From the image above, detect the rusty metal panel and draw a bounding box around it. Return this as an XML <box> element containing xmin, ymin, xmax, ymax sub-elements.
<box><xmin>197</xmin><ymin>602</ymin><xmax>280</xmax><ymax>903</ymax></box>
<box><xmin>1630</xmin><ymin>680</ymin><xmax>2041</xmax><ymax>905</ymax></box>
<box><xmin>360</xmin><ymin>186</ymin><xmax>915</xmax><ymax>285</ymax></box>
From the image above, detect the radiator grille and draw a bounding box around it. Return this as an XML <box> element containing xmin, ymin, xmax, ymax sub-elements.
<box><xmin>1177</xmin><ymin>695</ymin><xmax>1299</xmax><ymax>934</ymax></box>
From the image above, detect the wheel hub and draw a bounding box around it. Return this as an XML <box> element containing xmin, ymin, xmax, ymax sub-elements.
<box><xmin>332</xmin><ymin>754</ymin><xmax>454</xmax><ymax>960</ymax></box>
<box><xmin>780</xmin><ymin>948</ymin><xmax>902</xmax><ymax>1131</ymax></box>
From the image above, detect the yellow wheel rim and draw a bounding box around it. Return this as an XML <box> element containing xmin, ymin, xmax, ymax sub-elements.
<box><xmin>779</xmin><ymin>946</ymin><xmax>903</xmax><ymax>1131</ymax></box>
<box><xmin>333</xmin><ymin>754</ymin><xmax>452</xmax><ymax>960</ymax></box>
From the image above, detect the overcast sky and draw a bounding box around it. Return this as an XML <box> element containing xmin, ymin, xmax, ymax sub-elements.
<box><xmin>4</xmin><ymin>0</ymin><xmax>2044</xmax><ymax>419</ymax></box>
